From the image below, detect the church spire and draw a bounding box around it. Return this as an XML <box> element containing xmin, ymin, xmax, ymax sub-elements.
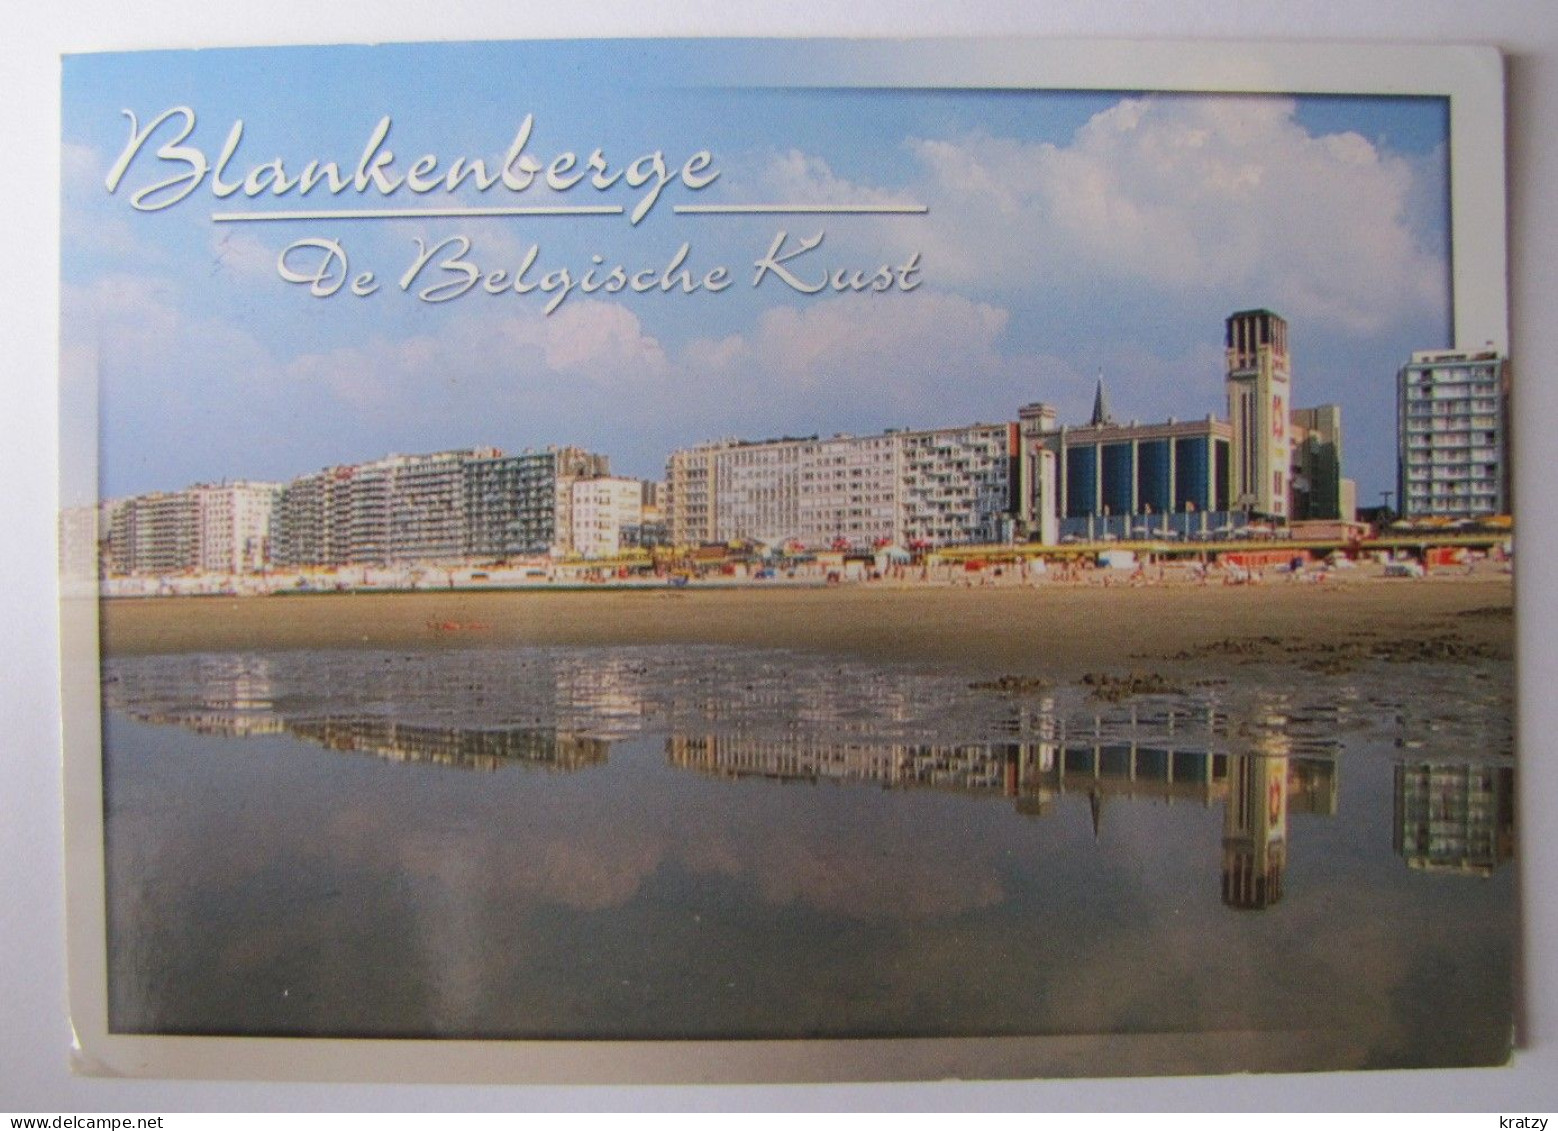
<box><xmin>1090</xmin><ymin>369</ymin><xmax>1115</xmax><ymax>427</ymax></box>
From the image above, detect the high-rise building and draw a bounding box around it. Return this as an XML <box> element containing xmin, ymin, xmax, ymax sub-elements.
<box><xmin>550</xmin><ymin>447</ymin><xmax>613</xmax><ymax>556</ymax></box>
<box><xmin>1396</xmin><ymin>349</ymin><xmax>1510</xmax><ymax>519</ymax></box>
<box><xmin>271</xmin><ymin>469</ymin><xmax>337</xmax><ymax>568</ymax></box>
<box><xmin>106</xmin><ymin>490</ymin><xmax>199</xmax><ymax>575</ymax></box>
<box><xmin>570</xmin><ymin>476</ymin><xmax>644</xmax><ymax>558</ymax></box>
<box><xmin>463</xmin><ymin>446</ymin><xmax>609</xmax><ymax>559</ymax></box>
<box><xmin>271</xmin><ymin>445</ymin><xmax>612</xmax><ymax>568</ymax></box>
<box><xmin>274</xmin><ymin>451</ymin><xmax>487</xmax><ymax>567</ymax></box>
<box><xmin>624</xmin><ymin>480</ymin><xmax>668</xmax><ymax>549</ymax></box>
<box><xmin>193</xmin><ymin>481</ymin><xmax>281</xmax><ymax>574</ymax></box>
<box><xmin>666</xmin><ymin>423</ymin><xmax>1016</xmax><ymax>551</ymax></box>
<box><xmin>1224</xmin><ymin>309</ymin><xmax>1292</xmax><ymax>521</ymax></box>
<box><xmin>666</xmin><ymin>441</ymin><xmax>735</xmax><ymax>546</ymax></box>
<box><xmin>1288</xmin><ymin>405</ymin><xmax>1346</xmax><ymax>521</ymax></box>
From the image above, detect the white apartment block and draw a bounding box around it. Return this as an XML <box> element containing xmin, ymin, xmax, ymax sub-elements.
<box><xmin>104</xmin><ymin>482</ymin><xmax>281</xmax><ymax>577</ymax></box>
<box><xmin>570</xmin><ymin>476</ymin><xmax>644</xmax><ymax>558</ymax></box>
<box><xmin>667</xmin><ymin>423</ymin><xmax>1017</xmax><ymax>550</ymax></box>
<box><xmin>1397</xmin><ymin>349</ymin><xmax>1510</xmax><ymax>519</ymax></box>
<box><xmin>897</xmin><ymin>425</ymin><xmax>1015</xmax><ymax>546</ymax></box>
<box><xmin>798</xmin><ymin>433</ymin><xmax>901</xmax><ymax>548</ymax></box>
<box><xmin>194</xmin><ymin>481</ymin><xmax>281</xmax><ymax>574</ymax></box>
<box><xmin>717</xmin><ymin>439</ymin><xmax>808</xmax><ymax>546</ymax></box>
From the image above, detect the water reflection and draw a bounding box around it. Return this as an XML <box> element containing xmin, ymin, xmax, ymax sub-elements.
<box><xmin>98</xmin><ymin>645</ymin><xmax>1517</xmax><ymax>1054</ymax></box>
<box><xmin>1394</xmin><ymin>762</ymin><xmax>1517</xmax><ymax>876</ymax></box>
<box><xmin>102</xmin><ymin>646</ymin><xmax>1518</xmax><ymax>907</ymax></box>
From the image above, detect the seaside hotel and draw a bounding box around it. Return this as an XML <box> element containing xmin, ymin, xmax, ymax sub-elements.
<box><xmin>268</xmin><ymin>445</ymin><xmax>629</xmax><ymax>568</ymax></box>
<box><xmin>98</xmin><ymin>446</ymin><xmax>642</xmax><ymax>577</ymax></box>
<box><xmin>88</xmin><ymin>308</ymin><xmax>1383</xmax><ymax>576</ymax></box>
<box><xmin>103</xmin><ymin>480</ymin><xmax>282</xmax><ymax>577</ymax></box>
<box><xmin>665</xmin><ymin>423</ymin><xmax>1018</xmax><ymax>550</ymax></box>
<box><xmin>1396</xmin><ymin>349</ymin><xmax>1511</xmax><ymax>520</ymax></box>
<box><xmin>666</xmin><ymin>310</ymin><xmax>1349</xmax><ymax>550</ymax></box>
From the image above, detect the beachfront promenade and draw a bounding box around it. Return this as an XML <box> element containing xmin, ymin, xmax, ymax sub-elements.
<box><xmin>89</xmin><ymin>526</ymin><xmax>1512</xmax><ymax>599</ymax></box>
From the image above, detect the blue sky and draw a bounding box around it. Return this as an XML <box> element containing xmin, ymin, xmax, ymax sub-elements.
<box><xmin>61</xmin><ymin>40</ymin><xmax>1452</xmax><ymax>502</ymax></box>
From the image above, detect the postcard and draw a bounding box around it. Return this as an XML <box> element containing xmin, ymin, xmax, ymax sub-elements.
<box><xmin>58</xmin><ymin>37</ymin><xmax>1514</xmax><ymax>1082</ymax></box>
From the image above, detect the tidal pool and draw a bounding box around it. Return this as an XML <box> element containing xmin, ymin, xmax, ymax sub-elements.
<box><xmin>100</xmin><ymin>646</ymin><xmax>1515</xmax><ymax>1069</ymax></box>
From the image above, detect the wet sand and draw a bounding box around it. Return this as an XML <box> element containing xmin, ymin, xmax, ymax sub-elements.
<box><xmin>99</xmin><ymin>575</ymin><xmax>1515</xmax><ymax>681</ymax></box>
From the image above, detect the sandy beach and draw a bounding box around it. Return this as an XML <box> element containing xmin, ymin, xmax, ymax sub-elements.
<box><xmin>99</xmin><ymin>574</ymin><xmax>1515</xmax><ymax>681</ymax></box>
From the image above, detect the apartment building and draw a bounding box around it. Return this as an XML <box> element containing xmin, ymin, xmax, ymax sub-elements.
<box><xmin>570</xmin><ymin>476</ymin><xmax>644</xmax><ymax>558</ymax></box>
<box><xmin>1397</xmin><ymin>349</ymin><xmax>1510</xmax><ymax>519</ymax></box>
<box><xmin>193</xmin><ymin>481</ymin><xmax>281</xmax><ymax>574</ymax></box>
<box><xmin>666</xmin><ymin>424</ymin><xmax>1016</xmax><ymax>550</ymax></box>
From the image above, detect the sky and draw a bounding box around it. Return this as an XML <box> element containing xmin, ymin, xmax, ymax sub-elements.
<box><xmin>60</xmin><ymin>40</ymin><xmax>1454</xmax><ymax>503</ymax></box>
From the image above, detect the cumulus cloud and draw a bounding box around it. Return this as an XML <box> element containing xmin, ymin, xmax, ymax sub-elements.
<box><xmin>63</xmin><ymin>142</ymin><xmax>162</xmax><ymax>261</ymax></box>
<box><xmin>540</xmin><ymin>301</ymin><xmax>670</xmax><ymax>375</ymax></box>
<box><xmin>76</xmin><ymin>266</ymin><xmax>1087</xmax><ymax>491</ymax></box>
<box><xmin>208</xmin><ymin>228</ymin><xmax>286</xmax><ymax>284</ymax></box>
<box><xmin>904</xmin><ymin>95</ymin><xmax>1447</xmax><ymax>334</ymax></box>
<box><xmin>279</xmin><ymin>298</ymin><xmax>669</xmax><ymax>429</ymax></box>
<box><xmin>755</xmin><ymin>149</ymin><xmax>921</xmax><ymax>209</ymax></box>
<box><xmin>75</xmin><ymin>94</ymin><xmax>1451</xmax><ymax>496</ymax></box>
<box><xmin>62</xmin><ymin>273</ymin><xmax>275</xmax><ymax>392</ymax></box>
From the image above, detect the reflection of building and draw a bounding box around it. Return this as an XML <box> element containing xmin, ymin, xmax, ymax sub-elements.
<box><xmin>117</xmin><ymin>704</ymin><xmax>610</xmax><ymax>771</ymax></box>
<box><xmin>289</xmin><ymin>719</ymin><xmax>609</xmax><ymax>773</ymax></box>
<box><xmin>1221</xmin><ymin>722</ymin><xmax>1292</xmax><ymax>910</ymax></box>
<box><xmin>1222</xmin><ymin>754</ymin><xmax>1288</xmax><ymax>910</ymax></box>
<box><xmin>1393</xmin><ymin>762</ymin><xmax>1516</xmax><ymax>876</ymax></box>
<box><xmin>668</xmin><ymin>734</ymin><xmax>1041</xmax><ymax>792</ymax></box>
<box><xmin>671</xmin><ymin>723</ymin><xmax>1330</xmax><ymax>914</ymax></box>
<box><xmin>1396</xmin><ymin>348</ymin><xmax>1511</xmax><ymax>519</ymax></box>
<box><xmin>105</xmin><ymin>652</ymin><xmax>631</xmax><ymax>772</ymax></box>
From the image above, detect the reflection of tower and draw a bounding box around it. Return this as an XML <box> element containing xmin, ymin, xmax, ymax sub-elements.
<box><xmin>1221</xmin><ymin>752</ymin><xmax>1289</xmax><ymax>910</ymax></box>
<box><xmin>1225</xmin><ymin>309</ymin><xmax>1291</xmax><ymax>520</ymax></box>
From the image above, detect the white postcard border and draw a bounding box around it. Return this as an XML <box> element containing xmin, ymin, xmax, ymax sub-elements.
<box><xmin>58</xmin><ymin>34</ymin><xmax>1510</xmax><ymax>1084</ymax></box>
